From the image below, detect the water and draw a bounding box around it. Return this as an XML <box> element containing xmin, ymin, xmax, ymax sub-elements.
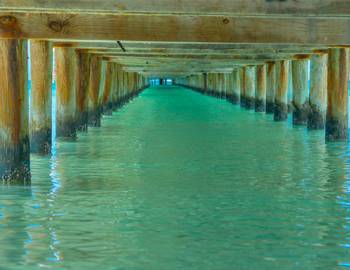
<box><xmin>1</xmin><ymin>86</ymin><xmax>350</xmax><ymax>270</ymax></box>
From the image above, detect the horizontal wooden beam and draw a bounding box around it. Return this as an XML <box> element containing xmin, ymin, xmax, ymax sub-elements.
<box><xmin>2</xmin><ymin>0</ymin><xmax>350</xmax><ymax>16</ymax></box>
<box><xmin>1</xmin><ymin>11</ymin><xmax>350</xmax><ymax>44</ymax></box>
<box><xmin>55</xmin><ymin>41</ymin><xmax>326</xmax><ymax>51</ymax></box>
<box><xmin>89</xmin><ymin>50</ymin><xmax>320</xmax><ymax>57</ymax></box>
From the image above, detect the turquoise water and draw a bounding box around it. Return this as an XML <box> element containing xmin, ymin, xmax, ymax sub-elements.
<box><xmin>1</xmin><ymin>86</ymin><xmax>350</xmax><ymax>269</ymax></box>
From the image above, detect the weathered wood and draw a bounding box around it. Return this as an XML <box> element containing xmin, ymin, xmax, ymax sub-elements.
<box><xmin>3</xmin><ymin>0</ymin><xmax>350</xmax><ymax>16</ymax></box>
<box><xmin>30</xmin><ymin>40</ymin><xmax>53</xmax><ymax>154</ymax></box>
<box><xmin>0</xmin><ymin>39</ymin><xmax>29</xmax><ymax>183</ymax></box>
<box><xmin>326</xmin><ymin>48</ymin><xmax>349</xmax><ymax>141</ymax></box>
<box><xmin>292</xmin><ymin>59</ymin><xmax>309</xmax><ymax>125</ymax></box>
<box><xmin>55</xmin><ymin>47</ymin><xmax>77</xmax><ymax>138</ymax></box>
<box><xmin>255</xmin><ymin>65</ymin><xmax>267</xmax><ymax>113</ymax></box>
<box><xmin>309</xmin><ymin>53</ymin><xmax>328</xmax><ymax>130</ymax></box>
<box><xmin>231</xmin><ymin>69</ymin><xmax>241</xmax><ymax>104</ymax></box>
<box><xmin>0</xmin><ymin>12</ymin><xmax>350</xmax><ymax>44</ymax></box>
<box><xmin>243</xmin><ymin>66</ymin><xmax>256</xmax><ymax>110</ymax></box>
<box><xmin>88</xmin><ymin>56</ymin><xmax>102</xmax><ymax>127</ymax></box>
<box><xmin>266</xmin><ymin>62</ymin><xmax>276</xmax><ymax>114</ymax></box>
<box><xmin>102</xmin><ymin>62</ymin><xmax>113</xmax><ymax>115</ymax></box>
<box><xmin>76</xmin><ymin>51</ymin><xmax>91</xmax><ymax>131</ymax></box>
<box><xmin>274</xmin><ymin>60</ymin><xmax>290</xmax><ymax>122</ymax></box>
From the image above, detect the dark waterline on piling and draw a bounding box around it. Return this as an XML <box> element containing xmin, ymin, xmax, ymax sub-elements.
<box><xmin>2</xmin><ymin>86</ymin><xmax>350</xmax><ymax>269</ymax></box>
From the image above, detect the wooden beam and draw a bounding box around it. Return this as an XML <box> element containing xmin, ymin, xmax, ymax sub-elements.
<box><xmin>2</xmin><ymin>1</ymin><xmax>350</xmax><ymax>16</ymax></box>
<box><xmin>1</xmin><ymin>12</ymin><xmax>350</xmax><ymax>44</ymax></box>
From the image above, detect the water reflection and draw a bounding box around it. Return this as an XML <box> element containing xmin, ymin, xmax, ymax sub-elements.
<box><xmin>1</xmin><ymin>86</ymin><xmax>350</xmax><ymax>269</ymax></box>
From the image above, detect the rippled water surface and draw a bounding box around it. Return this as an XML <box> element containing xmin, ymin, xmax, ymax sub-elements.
<box><xmin>1</xmin><ymin>86</ymin><xmax>350</xmax><ymax>270</ymax></box>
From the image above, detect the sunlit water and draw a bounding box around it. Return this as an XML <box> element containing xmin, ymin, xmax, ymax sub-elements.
<box><xmin>1</xmin><ymin>86</ymin><xmax>350</xmax><ymax>270</ymax></box>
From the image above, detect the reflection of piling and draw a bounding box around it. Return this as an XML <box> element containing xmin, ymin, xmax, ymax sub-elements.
<box><xmin>274</xmin><ymin>60</ymin><xmax>289</xmax><ymax>122</ymax></box>
<box><xmin>30</xmin><ymin>41</ymin><xmax>53</xmax><ymax>154</ymax></box>
<box><xmin>0</xmin><ymin>40</ymin><xmax>30</xmax><ymax>183</ymax></box>
<box><xmin>292</xmin><ymin>59</ymin><xmax>309</xmax><ymax>125</ymax></box>
<box><xmin>326</xmin><ymin>48</ymin><xmax>349</xmax><ymax>141</ymax></box>
<box><xmin>309</xmin><ymin>53</ymin><xmax>328</xmax><ymax>130</ymax></box>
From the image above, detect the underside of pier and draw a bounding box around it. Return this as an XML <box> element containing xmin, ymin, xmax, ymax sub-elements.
<box><xmin>0</xmin><ymin>0</ymin><xmax>350</xmax><ymax>183</ymax></box>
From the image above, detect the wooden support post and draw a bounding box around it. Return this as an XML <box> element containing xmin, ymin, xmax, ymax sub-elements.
<box><xmin>0</xmin><ymin>40</ymin><xmax>30</xmax><ymax>183</ymax></box>
<box><xmin>241</xmin><ymin>68</ymin><xmax>246</xmax><ymax>107</ymax></box>
<box><xmin>288</xmin><ymin>63</ymin><xmax>294</xmax><ymax>113</ymax></box>
<box><xmin>243</xmin><ymin>66</ymin><xmax>256</xmax><ymax>110</ymax></box>
<box><xmin>30</xmin><ymin>40</ymin><xmax>53</xmax><ymax>154</ymax></box>
<box><xmin>292</xmin><ymin>59</ymin><xmax>309</xmax><ymax>125</ymax></box>
<box><xmin>274</xmin><ymin>60</ymin><xmax>290</xmax><ymax>121</ymax></box>
<box><xmin>55</xmin><ymin>47</ymin><xmax>77</xmax><ymax>138</ymax></box>
<box><xmin>231</xmin><ymin>69</ymin><xmax>241</xmax><ymax>104</ymax></box>
<box><xmin>203</xmin><ymin>73</ymin><xmax>208</xmax><ymax>94</ymax></box>
<box><xmin>76</xmin><ymin>51</ymin><xmax>91</xmax><ymax>131</ymax></box>
<box><xmin>225</xmin><ymin>73</ymin><xmax>233</xmax><ymax>101</ymax></box>
<box><xmin>266</xmin><ymin>62</ymin><xmax>276</xmax><ymax>114</ymax></box>
<box><xmin>102</xmin><ymin>62</ymin><xmax>113</xmax><ymax>115</ymax></box>
<box><xmin>88</xmin><ymin>56</ymin><xmax>102</xmax><ymax>127</ymax></box>
<box><xmin>112</xmin><ymin>64</ymin><xmax>122</xmax><ymax>109</ymax></box>
<box><xmin>255</xmin><ymin>64</ymin><xmax>267</xmax><ymax>112</ymax></box>
<box><xmin>326</xmin><ymin>48</ymin><xmax>349</xmax><ymax>141</ymax></box>
<box><xmin>309</xmin><ymin>53</ymin><xmax>328</xmax><ymax>130</ymax></box>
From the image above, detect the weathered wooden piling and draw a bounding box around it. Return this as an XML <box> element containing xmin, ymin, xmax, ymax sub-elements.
<box><xmin>326</xmin><ymin>48</ymin><xmax>349</xmax><ymax>141</ymax></box>
<box><xmin>274</xmin><ymin>60</ymin><xmax>290</xmax><ymax>121</ymax></box>
<box><xmin>225</xmin><ymin>73</ymin><xmax>234</xmax><ymax>102</ymax></box>
<box><xmin>102</xmin><ymin>62</ymin><xmax>113</xmax><ymax>115</ymax></box>
<box><xmin>0</xmin><ymin>40</ymin><xmax>30</xmax><ymax>183</ymax></box>
<box><xmin>30</xmin><ymin>40</ymin><xmax>53</xmax><ymax>154</ymax></box>
<box><xmin>292</xmin><ymin>59</ymin><xmax>309</xmax><ymax>125</ymax></box>
<box><xmin>266</xmin><ymin>62</ymin><xmax>276</xmax><ymax>114</ymax></box>
<box><xmin>76</xmin><ymin>51</ymin><xmax>91</xmax><ymax>131</ymax></box>
<box><xmin>88</xmin><ymin>56</ymin><xmax>102</xmax><ymax>127</ymax></box>
<box><xmin>55</xmin><ymin>47</ymin><xmax>78</xmax><ymax>138</ymax></box>
<box><xmin>243</xmin><ymin>66</ymin><xmax>256</xmax><ymax>110</ymax></box>
<box><xmin>231</xmin><ymin>69</ymin><xmax>241</xmax><ymax>104</ymax></box>
<box><xmin>309</xmin><ymin>53</ymin><xmax>328</xmax><ymax>130</ymax></box>
<box><xmin>255</xmin><ymin>65</ymin><xmax>267</xmax><ymax>112</ymax></box>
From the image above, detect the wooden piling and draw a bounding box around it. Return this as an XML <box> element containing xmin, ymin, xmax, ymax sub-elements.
<box><xmin>243</xmin><ymin>66</ymin><xmax>256</xmax><ymax>110</ymax></box>
<box><xmin>88</xmin><ymin>56</ymin><xmax>102</xmax><ymax>127</ymax></box>
<box><xmin>266</xmin><ymin>62</ymin><xmax>276</xmax><ymax>114</ymax></box>
<box><xmin>292</xmin><ymin>59</ymin><xmax>309</xmax><ymax>125</ymax></box>
<box><xmin>309</xmin><ymin>53</ymin><xmax>328</xmax><ymax>130</ymax></box>
<box><xmin>0</xmin><ymin>40</ymin><xmax>30</xmax><ymax>183</ymax></box>
<box><xmin>326</xmin><ymin>48</ymin><xmax>349</xmax><ymax>141</ymax></box>
<box><xmin>231</xmin><ymin>69</ymin><xmax>241</xmax><ymax>104</ymax></box>
<box><xmin>76</xmin><ymin>51</ymin><xmax>91</xmax><ymax>132</ymax></box>
<box><xmin>255</xmin><ymin>65</ymin><xmax>267</xmax><ymax>112</ymax></box>
<box><xmin>30</xmin><ymin>40</ymin><xmax>53</xmax><ymax>154</ymax></box>
<box><xmin>274</xmin><ymin>60</ymin><xmax>290</xmax><ymax>121</ymax></box>
<box><xmin>102</xmin><ymin>62</ymin><xmax>113</xmax><ymax>115</ymax></box>
<box><xmin>55</xmin><ymin>47</ymin><xmax>77</xmax><ymax>138</ymax></box>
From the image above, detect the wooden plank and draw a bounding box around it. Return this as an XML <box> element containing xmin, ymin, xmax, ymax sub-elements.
<box><xmin>55</xmin><ymin>41</ymin><xmax>326</xmax><ymax>51</ymax></box>
<box><xmin>2</xmin><ymin>0</ymin><xmax>350</xmax><ymax>16</ymax></box>
<box><xmin>1</xmin><ymin>12</ymin><xmax>350</xmax><ymax>44</ymax></box>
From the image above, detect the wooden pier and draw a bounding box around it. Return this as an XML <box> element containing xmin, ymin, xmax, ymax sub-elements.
<box><xmin>0</xmin><ymin>0</ymin><xmax>350</xmax><ymax>183</ymax></box>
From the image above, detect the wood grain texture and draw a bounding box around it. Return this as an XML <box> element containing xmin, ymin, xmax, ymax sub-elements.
<box><xmin>0</xmin><ymin>12</ymin><xmax>349</xmax><ymax>44</ymax></box>
<box><xmin>30</xmin><ymin>40</ymin><xmax>53</xmax><ymax>153</ymax></box>
<box><xmin>0</xmin><ymin>39</ymin><xmax>29</xmax><ymax>182</ymax></box>
<box><xmin>326</xmin><ymin>48</ymin><xmax>349</xmax><ymax>141</ymax></box>
<box><xmin>1</xmin><ymin>0</ymin><xmax>350</xmax><ymax>16</ymax></box>
<box><xmin>55</xmin><ymin>47</ymin><xmax>77</xmax><ymax>137</ymax></box>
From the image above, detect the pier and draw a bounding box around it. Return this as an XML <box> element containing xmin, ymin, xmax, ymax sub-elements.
<box><xmin>0</xmin><ymin>1</ymin><xmax>349</xmax><ymax>183</ymax></box>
